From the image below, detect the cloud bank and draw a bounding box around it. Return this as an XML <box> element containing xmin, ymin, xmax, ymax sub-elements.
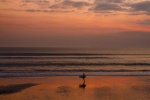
<box><xmin>1</xmin><ymin>0</ymin><xmax>150</xmax><ymax>15</ymax></box>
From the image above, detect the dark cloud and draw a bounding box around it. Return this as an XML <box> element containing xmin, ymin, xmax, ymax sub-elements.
<box><xmin>22</xmin><ymin>0</ymin><xmax>50</xmax><ymax>6</ymax></box>
<box><xmin>107</xmin><ymin>0</ymin><xmax>123</xmax><ymax>3</ymax></box>
<box><xmin>26</xmin><ymin>9</ymin><xmax>42</xmax><ymax>12</ymax></box>
<box><xmin>129</xmin><ymin>1</ymin><xmax>150</xmax><ymax>14</ymax></box>
<box><xmin>22</xmin><ymin>0</ymin><xmax>50</xmax><ymax>3</ymax></box>
<box><xmin>90</xmin><ymin>0</ymin><xmax>125</xmax><ymax>12</ymax></box>
<box><xmin>1</xmin><ymin>8</ymin><xmax>25</xmax><ymax>12</ymax></box>
<box><xmin>95</xmin><ymin>0</ymin><xmax>123</xmax><ymax>3</ymax></box>
<box><xmin>138</xmin><ymin>19</ymin><xmax>150</xmax><ymax>25</ymax></box>
<box><xmin>50</xmin><ymin>0</ymin><xmax>90</xmax><ymax>9</ymax></box>
<box><xmin>92</xmin><ymin>0</ymin><xmax>150</xmax><ymax>15</ymax></box>
<box><xmin>63</xmin><ymin>0</ymin><xmax>90</xmax><ymax>8</ymax></box>
<box><xmin>89</xmin><ymin>3</ymin><xmax>123</xmax><ymax>12</ymax></box>
<box><xmin>26</xmin><ymin>9</ymin><xmax>73</xmax><ymax>13</ymax></box>
<box><xmin>127</xmin><ymin>12</ymin><xmax>146</xmax><ymax>15</ymax></box>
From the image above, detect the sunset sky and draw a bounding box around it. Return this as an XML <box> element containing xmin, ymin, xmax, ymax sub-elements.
<box><xmin>0</xmin><ymin>0</ymin><xmax>150</xmax><ymax>48</ymax></box>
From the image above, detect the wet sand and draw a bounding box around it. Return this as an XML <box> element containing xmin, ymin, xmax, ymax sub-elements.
<box><xmin>0</xmin><ymin>76</ymin><xmax>150</xmax><ymax>100</ymax></box>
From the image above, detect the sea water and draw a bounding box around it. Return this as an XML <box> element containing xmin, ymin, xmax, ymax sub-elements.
<box><xmin>0</xmin><ymin>47</ymin><xmax>150</xmax><ymax>77</ymax></box>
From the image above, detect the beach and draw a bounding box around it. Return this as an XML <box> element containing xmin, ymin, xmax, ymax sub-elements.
<box><xmin>1</xmin><ymin>0</ymin><xmax>150</xmax><ymax>99</ymax></box>
<box><xmin>0</xmin><ymin>48</ymin><xmax>150</xmax><ymax>100</ymax></box>
<box><xmin>0</xmin><ymin>76</ymin><xmax>150</xmax><ymax>100</ymax></box>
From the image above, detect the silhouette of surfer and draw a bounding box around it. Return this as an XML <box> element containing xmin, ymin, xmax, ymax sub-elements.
<box><xmin>79</xmin><ymin>73</ymin><xmax>86</xmax><ymax>89</ymax></box>
<box><xmin>79</xmin><ymin>73</ymin><xmax>86</xmax><ymax>83</ymax></box>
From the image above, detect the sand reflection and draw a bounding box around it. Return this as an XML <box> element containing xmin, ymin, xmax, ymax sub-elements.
<box><xmin>79</xmin><ymin>83</ymin><xmax>86</xmax><ymax>89</ymax></box>
<box><xmin>0</xmin><ymin>76</ymin><xmax>150</xmax><ymax>100</ymax></box>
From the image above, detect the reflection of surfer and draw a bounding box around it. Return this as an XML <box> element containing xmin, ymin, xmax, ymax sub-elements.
<box><xmin>79</xmin><ymin>83</ymin><xmax>86</xmax><ymax>89</ymax></box>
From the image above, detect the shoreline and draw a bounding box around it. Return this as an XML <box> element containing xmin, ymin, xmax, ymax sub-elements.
<box><xmin>1</xmin><ymin>71</ymin><xmax>150</xmax><ymax>78</ymax></box>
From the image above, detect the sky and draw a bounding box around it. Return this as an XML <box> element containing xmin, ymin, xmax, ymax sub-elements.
<box><xmin>0</xmin><ymin>0</ymin><xmax>150</xmax><ymax>48</ymax></box>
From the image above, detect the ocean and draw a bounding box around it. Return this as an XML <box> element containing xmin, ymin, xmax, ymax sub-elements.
<box><xmin>0</xmin><ymin>47</ymin><xmax>150</xmax><ymax>77</ymax></box>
